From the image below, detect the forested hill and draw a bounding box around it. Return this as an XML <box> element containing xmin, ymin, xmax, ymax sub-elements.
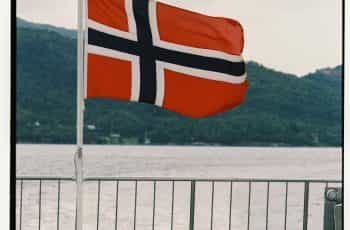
<box><xmin>16</xmin><ymin>18</ymin><xmax>343</xmax><ymax>146</ymax></box>
<box><xmin>17</xmin><ymin>18</ymin><xmax>76</xmax><ymax>38</ymax></box>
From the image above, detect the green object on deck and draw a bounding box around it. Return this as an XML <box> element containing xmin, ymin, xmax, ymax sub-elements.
<box><xmin>323</xmin><ymin>188</ymin><xmax>342</xmax><ymax>230</ymax></box>
<box><xmin>334</xmin><ymin>204</ymin><xmax>343</xmax><ymax>230</ymax></box>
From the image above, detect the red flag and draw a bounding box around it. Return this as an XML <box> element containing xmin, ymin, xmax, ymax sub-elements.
<box><xmin>86</xmin><ymin>0</ymin><xmax>248</xmax><ymax>118</ymax></box>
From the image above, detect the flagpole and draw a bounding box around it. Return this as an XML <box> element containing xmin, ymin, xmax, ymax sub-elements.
<box><xmin>75</xmin><ymin>0</ymin><xmax>85</xmax><ymax>228</ymax></box>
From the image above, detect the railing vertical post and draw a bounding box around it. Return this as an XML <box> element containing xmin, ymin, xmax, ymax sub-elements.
<box><xmin>189</xmin><ymin>181</ymin><xmax>196</xmax><ymax>230</ymax></box>
<box><xmin>171</xmin><ymin>181</ymin><xmax>175</xmax><ymax>230</ymax></box>
<box><xmin>115</xmin><ymin>181</ymin><xmax>119</xmax><ymax>230</ymax></box>
<box><xmin>57</xmin><ymin>180</ymin><xmax>61</xmax><ymax>230</ymax></box>
<box><xmin>20</xmin><ymin>180</ymin><xmax>23</xmax><ymax>230</ymax></box>
<box><xmin>284</xmin><ymin>182</ymin><xmax>289</xmax><ymax>230</ymax></box>
<box><xmin>38</xmin><ymin>180</ymin><xmax>42</xmax><ymax>230</ymax></box>
<box><xmin>134</xmin><ymin>181</ymin><xmax>138</xmax><ymax>230</ymax></box>
<box><xmin>152</xmin><ymin>181</ymin><xmax>156</xmax><ymax>230</ymax></box>
<box><xmin>228</xmin><ymin>182</ymin><xmax>233</xmax><ymax>230</ymax></box>
<box><xmin>247</xmin><ymin>182</ymin><xmax>252</xmax><ymax>230</ymax></box>
<box><xmin>97</xmin><ymin>180</ymin><xmax>101</xmax><ymax>230</ymax></box>
<box><xmin>265</xmin><ymin>182</ymin><xmax>270</xmax><ymax>230</ymax></box>
<box><xmin>210</xmin><ymin>182</ymin><xmax>215</xmax><ymax>230</ymax></box>
<box><xmin>303</xmin><ymin>182</ymin><xmax>310</xmax><ymax>230</ymax></box>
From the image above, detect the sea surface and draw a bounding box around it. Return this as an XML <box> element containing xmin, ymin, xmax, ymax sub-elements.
<box><xmin>16</xmin><ymin>145</ymin><xmax>342</xmax><ymax>230</ymax></box>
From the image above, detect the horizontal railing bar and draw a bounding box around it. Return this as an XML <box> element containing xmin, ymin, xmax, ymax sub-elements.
<box><xmin>83</xmin><ymin>177</ymin><xmax>342</xmax><ymax>183</ymax></box>
<box><xmin>16</xmin><ymin>176</ymin><xmax>75</xmax><ymax>181</ymax></box>
<box><xmin>15</xmin><ymin>176</ymin><xmax>342</xmax><ymax>184</ymax></box>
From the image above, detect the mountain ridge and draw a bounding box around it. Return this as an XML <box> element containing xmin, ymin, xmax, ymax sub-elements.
<box><xmin>17</xmin><ymin>17</ymin><xmax>77</xmax><ymax>39</ymax></box>
<box><xmin>17</xmin><ymin>17</ymin><xmax>341</xmax><ymax>77</ymax></box>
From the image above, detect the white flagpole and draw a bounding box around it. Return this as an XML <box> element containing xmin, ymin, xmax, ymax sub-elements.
<box><xmin>75</xmin><ymin>0</ymin><xmax>85</xmax><ymax>228</ymax></box>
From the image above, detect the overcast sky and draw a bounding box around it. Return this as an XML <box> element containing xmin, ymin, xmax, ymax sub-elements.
<box><xmin>17</xmin><ymin>0</ymin><xmax>343</xmax><ymax>76</ymax></box>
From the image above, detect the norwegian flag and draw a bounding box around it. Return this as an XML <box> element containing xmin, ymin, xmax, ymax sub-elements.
<box><xmin>86</xmin><ymin>0</ymin><xmax>248</xmax><ymax>118</ymax></box>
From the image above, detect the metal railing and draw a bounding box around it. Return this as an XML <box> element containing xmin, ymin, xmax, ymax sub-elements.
<box><xmin>16</xmin><ymin>177</ymin><xmax>342</xmax><ymax>230</ymax></box>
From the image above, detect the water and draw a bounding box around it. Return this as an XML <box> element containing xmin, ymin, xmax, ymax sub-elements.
<box><xmin>16</xmin><ymin>145</ymin><xmax>342</xmax><ymax>230</ymax></box>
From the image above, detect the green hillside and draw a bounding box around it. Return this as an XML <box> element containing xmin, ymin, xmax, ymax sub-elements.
<box><xmin>17</xmin><ymin>18</ymin><xmax>76</xmax><ymax>39</ymax></box>
<box><xmin>16</xmin><ymin>20</ymin><xmax>343</xmax><ymax>146</ymax></box>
